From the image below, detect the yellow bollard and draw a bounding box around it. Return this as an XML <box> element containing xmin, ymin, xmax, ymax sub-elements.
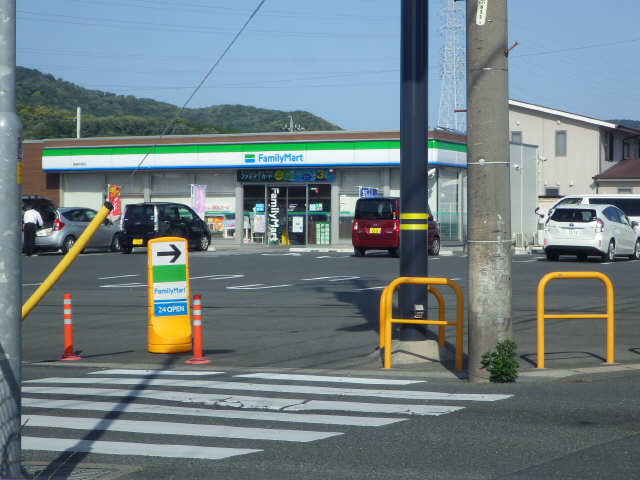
<box><xmin>22</xmin><ymin>202</ymin><xmax>113</xmax><ymax>321</ymax></box>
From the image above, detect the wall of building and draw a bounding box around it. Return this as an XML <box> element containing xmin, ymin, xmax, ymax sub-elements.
<box><xmin>509</xmin><ymin>106</ymin><xmax>600</xmax><ymax>198</ymax></box>
<box><xmin>23</xmin><ymin>141</ymin><xmax>60</xmax><ymax>204</ymax></box>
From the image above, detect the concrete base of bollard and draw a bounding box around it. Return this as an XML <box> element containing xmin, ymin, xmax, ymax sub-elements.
<box><xmin>385</xmin><ymin>339</ymin><xmax>453</xmax><ymax>366</ymax></box>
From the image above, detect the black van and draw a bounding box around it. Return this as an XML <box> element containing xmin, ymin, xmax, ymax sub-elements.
<box><xmin>119</xmin><ymin>202</ymin><xmax>211</xmax><ymax>253</ymax></box>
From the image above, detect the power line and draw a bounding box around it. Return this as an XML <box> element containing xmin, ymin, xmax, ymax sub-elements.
<box><xmin>125</xmin><ymin>0</ymin><xmax>267</xmax><ymax>184</ymax></box>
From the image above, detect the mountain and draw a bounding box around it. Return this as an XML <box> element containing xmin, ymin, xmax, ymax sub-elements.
<box><xmin>609</xmin><ymin>119</ymin><xmax>640</xmax><ymax>130</ymax></box>
<box><xmin>16</xmin><ymin>67</ymin><xmax>342</xmax><ymax>139</ymax></box>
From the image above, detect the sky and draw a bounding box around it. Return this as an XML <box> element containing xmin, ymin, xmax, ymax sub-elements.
<box><xmin>16</xmin><ymin>0</ymin><xmax>640</xmax><ymax>132</ymax></box>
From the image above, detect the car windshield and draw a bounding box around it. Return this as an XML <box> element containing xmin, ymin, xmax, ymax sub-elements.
<box><xmin>126</xmin><ymin>205</ymin><xmax>155</xmax><ymax>222</ymax></box>
<box><xmin>550</xmin><ymin>208</ymin><xmax>597</xmax><ymax>223</ymax></box>
<box><xmin>354</xmin><ymin>199</ymin><xmax>394</xmax><ymax>220</ymax></box>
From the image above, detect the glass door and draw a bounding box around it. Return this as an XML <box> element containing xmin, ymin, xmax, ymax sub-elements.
<box><xmin>286</xmin><ymin>186</ymin><xmax>307</xmax><ymax>245</ymax></box>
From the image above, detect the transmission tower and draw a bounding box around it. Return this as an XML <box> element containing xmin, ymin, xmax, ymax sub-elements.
<box><xmin>437</xmin><ymin>0</ymin><xmax>466</xmax><ymax>133</ymax></box>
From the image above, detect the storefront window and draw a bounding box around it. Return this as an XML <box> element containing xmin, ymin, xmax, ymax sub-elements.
<box><xmin>437</xmin><ymin>168</ymin><xmax>459</xmax><ymax>241</ymax></box>
<box><xmin>243</xmin><ymin>185</ymin><xmax>266</xmax><ymax>244</ymax></box>
<box><xmin>308</xmin><ymin>184</ymin><xmax>331</xmax><ymax>245</ymax></box>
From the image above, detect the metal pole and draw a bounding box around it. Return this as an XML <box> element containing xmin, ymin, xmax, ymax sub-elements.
<box><xmin>466</xmin><ymin>0</ymin><xmax>512</xmax><ymax>382</ymax></box>
<box><xmin>0</xmin><ymin>0</ymin><xmax>22</xmax><ymax>474</ymax></box>
<box><xmin>399</xmin><ymin>0</ymin><xmax>429</xmax><ymax>340</ymax></box>
<box><xmin>76</xmin><ymin>106</ymin><xmax>82</xmax><ymax>138</ymax></box>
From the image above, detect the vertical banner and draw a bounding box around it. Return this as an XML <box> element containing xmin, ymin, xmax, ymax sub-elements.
<box><xmin>191</xmin><ymin>184</ymin><xmax>207</xmax><ymax>219</ymax></box>
<box><xmin>107</xmin><ymin>185</ymin><xmax>121</xmax><ymax>220</ymax></box>
<box><xmin>268</xmin><ymin>187</ymin><xmax>281</xmax><ymax>244</ymax></box>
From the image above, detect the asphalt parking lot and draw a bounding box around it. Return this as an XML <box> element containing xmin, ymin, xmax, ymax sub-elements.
<box><xmin>20</xmin><ymin>246</ymin><xmax>640</xmax><ymax>373</ymax></box>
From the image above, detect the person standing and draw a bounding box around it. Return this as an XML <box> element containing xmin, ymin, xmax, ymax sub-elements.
<box><xmin>23</xmin><ymin>205</ymin><xmax>43</xmax><ymax>256</ymax></box>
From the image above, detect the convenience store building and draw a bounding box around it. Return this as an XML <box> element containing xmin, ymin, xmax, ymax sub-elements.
<box><xmin>27</xmin><ymin>130</ymin><xmax>468</xmax><ymax>246</ymax></box>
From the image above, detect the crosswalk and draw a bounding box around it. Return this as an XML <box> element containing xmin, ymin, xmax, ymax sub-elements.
<box><xmin>22</xmin><ymin>369</ymin><xmax>512</xmax><ymax>461</ymax></box>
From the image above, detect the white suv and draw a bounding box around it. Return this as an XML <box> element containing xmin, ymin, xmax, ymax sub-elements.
<box><xmin>544</xmin><ymin>204</ymin><xmax>640</xmax><ymax>262</ymax></box>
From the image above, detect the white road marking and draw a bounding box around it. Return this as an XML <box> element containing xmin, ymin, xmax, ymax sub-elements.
<box><xmin>26</xmin><ymin>377</ymin><xmax>512</xmax><ymax>402</ymax></box>
<box><xmin>22</xmin><ymin>397</ymin><xmax>401</xmax><ymax>427</ymax></box>
<box><xmin>23</xmin><ymin>415</ymin><xmax>341</xmax><ymax>443</ymax></box>
<box><xmin>285</xmin><ymin>400</ymin><xmax>464</xmax><ymax>416</ymax></box>
<box><xmin>301</xmin><ymin>275</ymin><xmax>360</xmax><ymax>282</ymax></box>
<box><xmin>22</xmin><ymin>386</ymin><xmax>461</xmax><ymax>417</ymax></box>
<box><xmin>22</xmin><ymin>437</ymin><xmax>260</xmax><ymax>460</ymax></box>
<box><xmin>97</xmin><ymin>274</ymin><xmax>139</xmax><ymax>280</ymax></box>
<box><xmin>227</xmin><ymin>284</ymin><xmax>292</xmax><ymax>290</ymax></box>
<box><xmin>355</xmin><ymin>286</ymin><xmax>386</xmax><ymax>291</ymax></box>
<box><xmin>89</xmin><ymin>369</ymin><xmax>224</xmax><ymax>376</ymax></box>
<box><xmin>99</xmin><ymin>283</ymin><xmax>145</xmax><ymax>288</ymax></box>
<box><xmin>234</xmin><ymin>373</ymin><xmax>424</xmax><ymax>385</ymax></box>
<box><xmin>22</xmin><ymin>283</ymin><xmax>42</xmax><ymax>287</ymax></box>
<box><xmin>315</xmin><ymin>255</ymin><xmax>351</xmax><ymax>259</ymax></box>
<box><xmin>261</xmin><ymin>253</ymin><xmax>301</xmax><ymax>256</ymax></box>
<box><xmin>190</xmin><ymin>274</ymin><xmax>245</xmax><ymax>280</ymax></box>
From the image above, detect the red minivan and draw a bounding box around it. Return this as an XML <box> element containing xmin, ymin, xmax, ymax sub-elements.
<box><xmin>351</xmin><ymin>197</ymin><xmax>440</xmax><ymax>257</ymax></box>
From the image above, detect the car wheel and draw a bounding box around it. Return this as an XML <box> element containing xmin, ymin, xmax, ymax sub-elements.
<box><xmin>631</xmin><ymin>239</ymin><xmax>640</xmax><ymax>260</ymax></box>
<box><xmin>602</xmin><ymin>240</ymin><xmax>615</xmax><ymax>262</ymax></box>
<box><xmin>388</xmin><ymin>248</ymin><xmax>399</xmax><ymax>257</ymax></box>
<box><xmin>429</xmin><ymin>236</ymin><xmax>440</xmax><ymax>256</ymax></box>
<box><xmin>577</xmin><ymin>253</ymin><xmax>588</xmax><ymax>262</ymax></box>
<box><xmin>110</xmin><ymin>233</ymin><xmax>121</xmax><ymax>252</ymax></box>
<box><xmin>545</xmin><ymin>251</ymin><xmax>558</xmax><ymax>261</ymax></box>
<box><xmin>61</xmin><ymin>235</ymin><xmax>76</xmax><ymax>254</ymax></box>
<box><xmin>198</xmin><ymin>233</ymin><xmax>210</xmax><ymax>252</ymax></box>
<box><xmin>354</xmin><ymin>247</ymin><xmax>365</xmax><ymax>257</ymax></box>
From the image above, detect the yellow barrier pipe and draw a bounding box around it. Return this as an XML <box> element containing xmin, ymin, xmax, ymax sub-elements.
<box><xmin>378</xmin><ymin>285</ymin><xmax>445</xmax><ymax>349</ymax></box>
<box><xmin>22</xmin><ymin>202</ymin><xmax>113</xmax><ymax>321</ymax></box>
<box><xmin>429</xmin><ymin>286</ymin><xmax>446</xmax><ymax>346</ymax></box>
<box><xmin>381</xmin><ymin>277</ymin><xmax>464</xmax><ymax>371</ymax></box>
<box><xmin>536</xmin><ymin>271</ymin><xmax>614</xmax><ymax>369</ymax></box>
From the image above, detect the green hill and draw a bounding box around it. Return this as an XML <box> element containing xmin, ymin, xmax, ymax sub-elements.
<box><xmin>17</xmin><ymin>67</ymin><xmax>342</xmax><ymax>139</ymax></box>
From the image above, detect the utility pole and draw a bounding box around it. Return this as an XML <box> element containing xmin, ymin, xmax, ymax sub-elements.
<box><xmin>0</xmin><ymin>0</ymin><xmax>23</xmax><ymax>475</ymax></box>
<box><xmin>466</xmin><ymin>0</ymin><xmax>512</xmax><ymax>382</ymax></box>
<box><xmin>399</xmin><ymin>0</ymin><xmax>429</xmax><ymax>340</ymax></box>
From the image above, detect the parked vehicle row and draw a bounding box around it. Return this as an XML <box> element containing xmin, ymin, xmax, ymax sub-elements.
<box><xmin>21</xmin><ymin>197</ymin><xmax>211</xmax><ymax>255</ymax></box>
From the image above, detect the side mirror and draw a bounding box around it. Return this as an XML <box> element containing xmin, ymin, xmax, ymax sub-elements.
<box><xmin>632</xmin><ymin>221</ymin><xmax>639</xmax><ymax>229</ymax></box>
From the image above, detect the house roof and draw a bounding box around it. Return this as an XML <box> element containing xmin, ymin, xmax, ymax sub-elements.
<box><xmin>509</xmin><ymin>100</ymin><xmax>640</xmax><ymax>135</ymax></box>
<box><xmin>594</xmin><ymin>159</ymin><xmax>640</xmax><ymax>181</ymax></box>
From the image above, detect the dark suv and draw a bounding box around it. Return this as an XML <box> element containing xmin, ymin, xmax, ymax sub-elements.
<box><xmin>120</xmin><ymin>202</ymin><xmax>211</xmax><ymax>254</ymax></box>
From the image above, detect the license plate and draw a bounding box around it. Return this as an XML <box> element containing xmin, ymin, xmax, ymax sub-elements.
<box><xmin>369</xmin><ymin>227</ymin><xmax>381</xmax><ymax>234</ymax></box>
<box><xmin>133</xmin><ymin>238</ymin><xmax>143</xmax><ymax>245</ymax></box>
<box><xmin>567</xmin><ymin>229</ymin><xmax>580</xmax><ymax>236</ymax></box>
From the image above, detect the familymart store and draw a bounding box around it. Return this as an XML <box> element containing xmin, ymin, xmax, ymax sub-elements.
<box><xmin>41</xmin><ymin>132</ymin><xmax>467</xmax><ymax>246</ymax></box>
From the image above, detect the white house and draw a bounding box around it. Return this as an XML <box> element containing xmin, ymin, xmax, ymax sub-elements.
<box><xmin>508</xmin><ymin>99</ymin><xmax>640</xmax><ymax>211</ymax></box>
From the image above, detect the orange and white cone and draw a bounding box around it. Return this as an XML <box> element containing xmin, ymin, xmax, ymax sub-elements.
<box><xmin>186</xmin><ymin>294</ymin><xmax>211</xmax><ymax>365</ymax></box>
<box><xmin>60</xmin><ymin>293</ymin><xmax>81</xmax><ymax>361</ymax></box>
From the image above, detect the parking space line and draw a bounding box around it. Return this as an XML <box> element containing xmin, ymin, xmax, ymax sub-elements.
<box><xmin>97</xmin><ymin>274</ymin><xmax>140</xmax><ymax>280</ymax></box>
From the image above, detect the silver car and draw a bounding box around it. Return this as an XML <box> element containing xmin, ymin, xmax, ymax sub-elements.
<box><xmin>35</xmin><ymin>207</ymin><xmax>122</xmax><ymax>253</ymax></box>
<box><xmin>544</xmin><ymin>204</ymin><xmax>640</xmax><ymax>262</ymax></box>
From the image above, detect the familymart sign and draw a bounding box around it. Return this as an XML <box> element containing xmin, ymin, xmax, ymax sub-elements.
<box><xmin>42</xmin><ymin>139</ymin><xmax>467</xmax><ymax>171</ymax></box>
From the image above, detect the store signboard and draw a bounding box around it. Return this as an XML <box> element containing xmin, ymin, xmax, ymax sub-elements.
<box><xmin>147</xmin><ymin>237</ymin><xmax>191</xmax><ymax>353</ymax></box>
<box><xmin>359</xmin><ymin>187</ymin><xmax>378</xmax><ymax>198</ymax></box>
<box><xmin>237</xmin><ymin>169</ymin><xmax>335</xmax><ymax>183</ymax></box>
<box><xmin>42</xmin><ymin>140</ymin><xmax>467</xmax><ymax>172</ymax></box>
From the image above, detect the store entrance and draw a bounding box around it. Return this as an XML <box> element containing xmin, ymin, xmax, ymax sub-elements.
<box><xmin>243</xmin><ymin>184</ymin><xmax>331</xmax><ymax>246</ymax></box>
<box><xmin>263</xmin><ymin>186</ymin><xmax>303</xmax><ymax>245</ymax></box>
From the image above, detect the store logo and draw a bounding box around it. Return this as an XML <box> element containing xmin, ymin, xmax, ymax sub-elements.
<box><xmin>244</xmin><ymin>154</ymin><xmax>256</xmax><ymax>163</ymax></box>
